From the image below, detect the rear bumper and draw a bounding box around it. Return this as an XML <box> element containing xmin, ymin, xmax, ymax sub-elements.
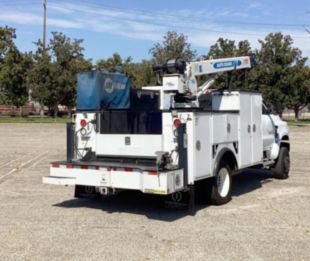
<box><xmin>43</xmin><ymin>161</ymin><xmax>184</xmax><ymax>195</ymax></box>
<box><xmin>42</xmin><ymin>176</ymin><xmax>75</xmax><ymax>186</ymax></box>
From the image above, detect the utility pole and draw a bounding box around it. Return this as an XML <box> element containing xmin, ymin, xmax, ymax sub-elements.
<box><xmin>40</xmin><ymin>0</ymin><xmax>47</xmax><ymax>117</ymax></box>
<box><xmin>43</xmin><ymin>0</ymin><xmax>47</xmax><ymax>50</ymax></box>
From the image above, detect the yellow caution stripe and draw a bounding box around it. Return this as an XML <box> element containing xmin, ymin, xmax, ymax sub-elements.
<box><xmin>144</xmin><ymin>188</ymin><xmax>167</xmax><ymax>195</ymax></box>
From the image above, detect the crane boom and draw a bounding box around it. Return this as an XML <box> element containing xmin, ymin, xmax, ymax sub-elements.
<box><xmin>188</xmin><ymin>56</ymin><xmax>252</xmax><ymax>77</ymax></box>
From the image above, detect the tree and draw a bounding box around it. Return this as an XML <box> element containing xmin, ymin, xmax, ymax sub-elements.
<box><xmin>149</xmin><ymin>31</ymin><xmax>197</xmax><ymax>64</ymax></box>
<box><xmin>205</xmin><ymin>38</ymin><xmax>252</xmax><ymax>89</ymax></box>
<box><xmin>48</xmin><ymin>32</ymin><xmax>92</xmax><ymax>117</ymax></box>
<box><xmin>126</xmin><ymin>60</ymin><xmax>157</xmax><ymax>88</ymax></box>
<box><xmin>284</xmin><ymin>61</ymin><xmax>310</xmax><ymax>120</ymax></box>
<box><xmin>96</xmin><ymin>53</ymin><xmax>156</xmax><ymax>88</ymax></box>
<box><xmin>207</xmin><ymin>38</ymin><xmax>236</xmax><ymax>59</ymax></box>
<box><xmin>96</xmin><ymin>53</ymin><xmax>132</xmax><ymax>72</ymax></box>
<box><xmin>0</xmin><ymin>26</ymin><xmax>32</xmax><ymax>114</ymax></box>
<box><xmin>252</xmin><ymin>33</ymin><xmax>305</xmax><ymax>117</ymax></box>
<box><xmin>0</xmin><ymin>50</ymin><xmax>32</xmax><ymax>114</ymax></box>
<box><xmin>29</xmin><ymin>32</ymin><xmax>92</xmax><ymax>117</ymax></box>
<box><xmin>0</xmin><ymin>26</ymin><xmax>17</xmax><ymax>103</ymax></box>
<box><xmin>207</xmin><ymin>38</ymin><xmax>251</xmax><ymax>59</ymax></box>
<box><xmin>28</xmin><ymin>40</ymin><xmax>55</xmax><ymax>116</ymax></box>
<box><xmin>0</xmin><ymin>26</ymin><xmax>16</xmax><ymax>63</ymax></box>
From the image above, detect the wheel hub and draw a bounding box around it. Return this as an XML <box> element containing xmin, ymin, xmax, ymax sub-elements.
<box><xmin>217</xmin><ymin>168</ymin><xmax>230</xmax><ymax>197</ymax></box>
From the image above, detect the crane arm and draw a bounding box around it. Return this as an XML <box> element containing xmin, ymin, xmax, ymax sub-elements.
<box><xmin>187</xmin><ymin>56</ymin><xmax>252</xmax><ymax>77</ymax></box>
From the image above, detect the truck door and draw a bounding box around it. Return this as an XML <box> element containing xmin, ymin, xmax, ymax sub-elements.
<box><xmin>261</xmin><ymin>104</ymin><xmax>276</xmax><ymax>152</ymax></box>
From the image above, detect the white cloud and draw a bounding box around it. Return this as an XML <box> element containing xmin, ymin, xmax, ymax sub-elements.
<box><xmin>248</xmin><ymin>2</ymin><xmax>263</xmax><ymax>10</ymax></box>
<box><xmin>1</xmin><ymin>1</ymin><xmax>310</xmax><ymax>59</ymax></box>
<box><xmin>0</xmin><ymin>10</ymin><xmax>82</xmax><ymax>29</ymax></box>
<box><xmin>0</xmin><ymin>11</ymin><xmax>41</xmax><ymax>24</ymax></box>
<box><xmin>48</xmin><ymin>18</ymin><xmax>83</xmax><ymax>29</ymax></box>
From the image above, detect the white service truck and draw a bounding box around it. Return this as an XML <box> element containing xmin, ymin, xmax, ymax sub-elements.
<box><xmin>43</xmin><ymin>56</ymin><xmax>290</xmax><ymax>212</ymax></box>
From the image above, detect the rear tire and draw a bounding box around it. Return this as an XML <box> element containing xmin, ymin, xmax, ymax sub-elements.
<box><xmin>272</xmin><ymin>146</ymin><xmax>290</xmax><ymax>179</ymax></box>
<box><xmin>208</xmin><ymin>161</ymin><xmax>232</xmax><ymax>205</ymax></box>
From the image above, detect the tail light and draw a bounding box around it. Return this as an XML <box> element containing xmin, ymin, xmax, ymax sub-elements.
<box><xmin>173</xmin><ymin>118</ymin><xmax>181</xmax><ymax>128</ymax></box>
<box><xmin>80</xmin><ymin>119</ymin><xmax>87</xmax><ymax>128</ymax></box>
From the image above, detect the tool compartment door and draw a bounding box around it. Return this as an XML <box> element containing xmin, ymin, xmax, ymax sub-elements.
<box><xmin>96</xmin><ymin>134</ymin><xmax>162</xmax><ymax>157</ymax></box>
<box><xmin>239</xmin><ymin>93</ymin><xmax>252</xmax><ymax>166</ymax></box>
<box><xmin>251</xmin><ymin>94</ymin><xmax>263</xmax><ymax>163</ymax></box>
<box><xmin>96</xmin><ymin>110</ymin><xmax>163</xmax><ymax>157</ymax></box>
<box><xmin>239</xmin><ymin>92</ymin><xmax>263</xmax><ymax>167</ymax></box>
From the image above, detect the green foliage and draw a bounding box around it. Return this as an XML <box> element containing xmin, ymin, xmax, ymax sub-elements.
<box><xmin>205</xmin><ymin>33</ymin><xmax>310</xmax><ymax>120</ymax></box>
<box><xmin>28</xmin><ymin>33</ymin><xmax>92</xmax><ymax>116</ymax></box>
<box><xmin>28</xmin><ymin>40</ymin><xmax>55</xmax><ymax>109</ymax></box>
<box><xmin>127</xmin><ymin>60</ymin><xmax>157</xmax><ymax>88</ymax></box>
<box><xmin>0</xmin><ymin>26</ymin><xmax>16</xmax><ymax>62</ymax></box>
<box><xmin>49</xmin><ymin>32</ymin><xmax>92</xmax><ymax>114</ymax></box>
<box><xmin>252</xmin><ymin>33</ymin><xmax>306</xmax><ymax>117</ymax></box>
<box><xmin>149</xmin><ymin>31</ymin><xmax>197</xmax><ymax>64</ymax></box>
<box><xmin>203</xmin><ymin>38</ymin><xmax>252</xmax><ymax>89</ymax></box>
<box><xmin>283</xmin><ymin>60</ymin><xmax>310</xmax><ymax>120</ymax></box>
<box><xmin>96</xmin><ymin>53</ymin><xmax>132</xmax><ymax>72</ymax></box>
<box><xmin>0</xmin><ymin>52</ymin><xmax>31</xmax><ymax>108</ymax></box>
<box><xmin>207</xmin><ymin>38</ymin><xmax>251</xmax><ymax>58</ymax></box>
<box><xmin>0</xmin><ymin>26</ymin><xmax>32</xmax><ymax>111</ymax></box>
<box><xmin>96</xmin><ymin>53</ymin><xmax>156</xmax><ymax>88</ymax></box>
<box><xmin>0</xmin><ymin>27</ymin><xmax>309</xmax><ymax>121</ymax></box>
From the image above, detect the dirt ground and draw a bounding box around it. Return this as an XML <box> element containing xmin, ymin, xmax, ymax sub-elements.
<box><xmin>0</xmin><ymin>123</ymin><xmax>309</xmax><ymax>261</ymax></box>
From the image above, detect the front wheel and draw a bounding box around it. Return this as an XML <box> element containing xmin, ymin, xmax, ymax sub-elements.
<box><xmin>272</xmin><ymin>146</ymin><xmax>290</xmax><ymax>179</ymax></box>
<box><xmin>208</xmin><ymin>161</ymin><xmax>232</xmax><ymax>205</ymax></box>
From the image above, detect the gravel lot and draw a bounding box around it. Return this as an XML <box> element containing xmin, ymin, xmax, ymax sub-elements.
<box><xmin>0</xmin><ymin>123</ymin><xmax>309</xmax><ymax>260</ymax></box>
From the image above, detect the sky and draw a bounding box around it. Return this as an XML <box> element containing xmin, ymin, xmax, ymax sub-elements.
<box><xmin>1</xmin><ymin>0</ymin><xmax>310</xmax><ymax>64</ymax></box>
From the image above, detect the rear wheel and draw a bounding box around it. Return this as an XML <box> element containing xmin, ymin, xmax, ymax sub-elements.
<box><xmin>208</xmin><ymin>161</ymin><xmax>232</xmax><ymax>205</ymax></box>
<box><xmin>272</xmin><ymin>146</ymin><xmax>290</xmax><ymax>179</ymax></box>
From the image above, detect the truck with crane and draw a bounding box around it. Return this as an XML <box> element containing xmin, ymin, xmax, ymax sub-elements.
<box><xmin>43</xmin><ymin>55</ymin><xmax>290</xmax><ymax>212</ymax></box>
